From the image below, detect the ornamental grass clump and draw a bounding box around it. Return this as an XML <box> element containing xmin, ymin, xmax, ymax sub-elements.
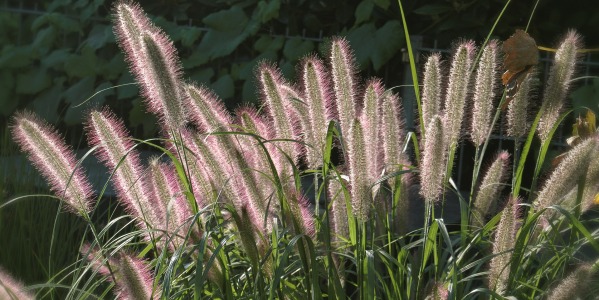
<box><xmin>3</xmin><ymin>1</ymin><xmax>599</xmax><ymax>299</ymax></box>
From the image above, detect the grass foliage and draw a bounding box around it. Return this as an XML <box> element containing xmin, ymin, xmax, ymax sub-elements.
<box><xmin>1</xmin><ymin>1</ymin><xmax>599</xmax><ymax>299</ymax></box>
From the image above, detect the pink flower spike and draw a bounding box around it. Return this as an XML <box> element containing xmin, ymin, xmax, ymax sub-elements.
<box><xmin>0</xmin><ymin>267</ymin><xmax>35</xmax><ymax>300</ymax></box>
<box><xmin>86</xmin><ymin>108</ymin><xmax>159</xmax><ymax>230</ymax></box>
<box><xmin>82</xmin><ymin>245</ymin><xmax>161</xmax><ymax>300</ymax></box>
<box><xmin>113</xmin><ymin>1</ymin><xmax>186</xmax><ymax>130</ymax></box>
<box><xmin>11</xmin><ymin>111</ymin><xmax>93</xmax><ymax>216</ymax></box>
<box><xmin>330</xmin><ymin>38</ymin><xmax>358</xmax><ymax>138</ymax></box>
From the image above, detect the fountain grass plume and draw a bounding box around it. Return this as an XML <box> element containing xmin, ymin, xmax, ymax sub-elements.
<box><xmin>148</xmin><ymin>158</ymin><xmax>195</xmax><ymax>247</ymax></box>
<box><xmin>507</xmin><ymin>70</ymin><xmax>536</xmax><ymax>137</ymax></box>
<box><xmin>0</xmin><ymin>267</ymin><xmax>35</xmax><ymax>300</ymax></box>
<box><xmin>421</xmin><ymin>53</ymin><xmax>443</xmax><ymax>129</ymax></box>
<box><xmin>86</xmin><ymin>108</ymin><xmax>159</xmax><ymax>230</ymax></box>
<box><xmin>443</xmin><ymin>40</ymin><xmax>476</xmax><ymax>148</ymax></box>
<box><xmin>113</xmin><ymin>1</ymin><xmax>186</xmax><ymax>131</ymax></box>
<box><xmin>472</xmin><ymin>151</ymin><xmax>510</xmax><ymax>227</ymax></box>
<box><xmin>82</xmin><ymin>245</ymin><xmax>161</xmax><ymax>300</ymax></box>
<box><xmin>360</xmin><ymin>79</ymin><xmax>385</xmax><ymax>186</ymax></box>
<box><xmin>331</xmin><ymin>38</ymin><xmax>359</xmax><ymax>140</ymax></box>
<box><xmin>348</xmin><ymin>118</ymin><xmax>370</xmax><ymax>221</ymax></box>
<box><xmin>420</xmin><ymin>115</ymin><xmax>447</xmax><ymax>203</ymax></box>
<box><xmin>11</xmin><ymin>111</ymin><xmax>93</xmax><ymax>216</ymax></box>
<box><xmin>488</xmin><ymin>196</ymin><xmax>521</xmax><ymax>295</ymax></box>
<box><xmin>537</xmin><ymin>30</ymin><xmax>582</xmax><ymax>142</ymax></box>
<box><xmin>545</xmin><ymin>264</ymin><xmax>593</xmax><ymax>300</ymax></box>
<box><xmin>471</xmin><ymin>40</ymin><xmax>499</xmax><ymax>146</ymax></box>
<box><xmin>258</xmin><ymin>63</ymin><xmax>302</xmax><ymax>166</ymax></box>
<box><xmin>534</xmin><ymin>135</ymin><xmax>597</xmax><ymax>214</ymax></box>
<box><xmin>300</xmin><ymin>56</ymin><xmax>336</xmax><ymax>169</ymax></box>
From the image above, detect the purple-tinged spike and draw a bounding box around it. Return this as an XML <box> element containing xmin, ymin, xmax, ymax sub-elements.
<box><xmin>186</xmin><ymin>83</ymin><xmax>234</xmax><ymax>134</ymax></box>
<box><xmin>0</xmin><ymin>267</ymin><xmax>35</xmax><ymax>300</ymax></box>
<box><xmin>11</xmin><ymin>112</ymin><xmax>93</xmax><ymax>216</ymax></box>
<box><xmin>471</xmin><ymin>40</ymin><xmax>499</xmax><ymax>146</ymax></box>
<box><xmin>360</xmin><ymin>79</ymin><xmax>385</xmax><ymax>185</ymax></box>
<box><xmin>113</xmin><ymin>1</ymin><xmax>186</xmax><ymax>131</ymax></box>
<box><xmin>488</xmin><ymin>196</ymin><xmax>521</xmax><ymax>294</ymax></box>
<box><xmin>347</xmin><ymin>118</ymin><xmax>370</xmax><ymax>221</ymax></box>
<box><xmin>472</xmin><ymin>151</ymin><xmax>510</xmax><ymax>227</ymax></box>
<box><xmin>421</xmin><ymin>54</ymin><xmax>443</xmax><ymax>130</ymax></box>
<box><xmin>420</xmin><ymin>115</ymin><xmax>447</xmax><ymax>203</ymax></box>
<box><xmin>82</xmin><ymin>245</ymin><xmax>161</xmax><ymax>300</ymax></box>
<box><xmin>538</xmin><ymin>30</ymin><xmax>582</xmax><ymax>142</ymax></box>
<box><xmin>148</xmin><ymin>158</ymin><xmax>196</xmax><ymax>247</ymax></box>
<box><xmin>86</xmin><ymin>108</ymin><xmax>159</xmax><ymax>230</ymax></box>
<box><xmin>443</xmin><ymin>40</ymin><xmax>476</xmax><ymax>148</ymax></box>
<box><xmin>258</xmin><ymin>63</ymin><xmax>301</xmax><ymax>165</ymax></box>
<box><xmin>330</xmin><ymin>38</ymin><xmax>358</xmax><ymax>139</ymax></box>
<box><xmin>286</xmin><ymin>188</ymin><xmax>316</xmax><ymax>238</ymax></box>
<box><xmin>300</xmin><ymin>56</ymin><xmax>337</xmax><ymax>168</ymax></box>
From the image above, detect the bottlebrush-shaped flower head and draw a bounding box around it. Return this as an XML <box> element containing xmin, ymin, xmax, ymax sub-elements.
<box><xmin>421</xmin><ymin>53</ymin><xmax>443</xmax><ymax>129</ymax></box>
<box><xmin>488</xmin><ymin>196</ymin><xmax>521</xmax><ymax>294</ymax></box>
<box><xmin>537</xmin><ymin>30</ymin><xmax>582</xmax><ymax>142</ymax></box>
<box><xmin>472</xmin><ymin>151</ymin><xmax>510</xmax><ymax>227</ymax></box>
<box><xmin>11</xmin><ymin>111</ymin><xmax>93</xmax><ymax>216</ymax></box>
<box><xmin>471</xmin><ymin>40</ymin><xmax>499</xmax><ymax>146</ymax></box>
<box><xmin>506</xmin><ymin>69</ymin><xmax>536</xmax><ymax>137</ymax></box>
<box><xmin>86</xmin><ymin>108</ymin><xmax>159</xmax><ymax>230</ymax></box>
<box><xmin>258</xmin><ymin>62</ymin><xmax>301</xmax><ymax>164</ymax></box>
<box><xmin>300</xmin><ymin>55</ymin><xmax>337</xmax><ymax>168</ymax></box>
<box><xmin>330</xmin><ymin>37</ymin><xmax>358</xmax><ymax>138</ymax></box>
<box><xmin>420</xmin><ymin>115</ymin><xmax>447</xmax><ymax>203</ymax></box>
<box><xmin>0</xmin><ymin>267</ymin><xmax>35</xmax><ymax>300</ymax></box>
<box><xmin>534</xmin><ymin>135</ymin><xmax>597</xmax><ymax>214</ymax></box>
<box><xmin>113</xmin><ymin>1</ymin><xmax>186</xmax><ymax>130</ymax></box>
<box><xmin>444</xmin><ymin>40</ymin><xmax>476</xmax><ymax>148</ymax></box>
<box><xmin>81</xmin><ymin>244</ymin><xmax>161</xmax><ymax>300</ymax></box>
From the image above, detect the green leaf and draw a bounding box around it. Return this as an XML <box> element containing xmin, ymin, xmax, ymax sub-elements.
<box><xmin>16</xmin><ymin>68</ymin><xmax>51</xmax><ymax>95</ymax></box>
<box><xmin>414</xmin><ymin>4</ymin><xmax>452</xmax><ymax>15</ymax></box>
<box><xmin>188</xmin><ymin>68</ymin><xmax>215</xmax><ymax>84</ymax></box>
<box><xmin>173</xmin><ymin>26</ymin><xmax>203</xmax><ymax>48</ymax></box>
<box><xmin>346</xmin><ymin>21</ymin><xmax>403</xmax><ymax>70</ymax></box>
<box><xmin>283</xmin><ymin>37</ymin><xmax>314</xmax><ymax>61</ymax></box>
<box><xmin>194</xmin><ymin>7</ymin><xmax>253</xmax><ymax>65</ymax></box>
<box><xmin>212</xmin><ymin>74</ymin><xmax>234</xmax><ymax>100</ymax></box>
<box><xmin>129</xmin><ymin>98</ymin><xmax>158</xmax><ymax>137</ymax></box>
<box><xmin>64</xmin><ymin>46</ymin><xmax>98</xmax><ymax>78</ymax></box>
<box><xmin>254</xmin><ymin>0</ymin><xmax>281</xmax><ymax>23</ymax></box>
<box><xmin>32</xmin><ymin>13</ymin><xmax>81</xmax><ymax>34</ymax></box>
<box><xmin>32</xmin><ymin>27</ymin><xmax>57</xmax><ymax>55</ymax></box>
<box><xmin>117</xmin><ymin>72</ymin><xmax>138</xmax><ymax>100</ymax></box>
<box><xmin>30</xmin><ymin>79</ymin><xmax>65</xmax><ymax>124</ymax></box>
<box><xmin>570</xmin><ymin>78</ymin><xmax>599</xmax><ymax>116</ymax></box>
<box><xmin>42</xmin><ymin>49</ymin><xmax>71</xmax><ymax>69</ymax></box>
<box><xmin>355</xmin><ymin>1</ymin><xmax>374</xmax><ymax>25</ymax></box>
<box><xmin>0</xmin><ymin>71</ymin><xmax>16</xmax><ymax>116</ymax></box>
<box><xmin>254</xmin><ymin>35</ymin><xmax>284</xmax><ymax>53</ymax></box>
<box><xmin>373</xmin><ymin>0</ymin><xmax>390</xmax><ymax>9</ymax></box>
<box><xmin>85</xmin><ymin>24</ymin><xmax>113</xmax><ymax>50</ymax></box>
<box><xmin>64</xmin><ymin>77</ymin><xmax>111</xmax><ymax>125</ymax></box>
<box><xmin>0</xmin><ymin>45</ymin><xmax>34</xmax><ymax>68</ymax></box>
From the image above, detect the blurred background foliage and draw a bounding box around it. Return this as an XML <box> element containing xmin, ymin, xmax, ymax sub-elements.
<box><xmin>1</xmin><ymin>0</ymin><xmax>598</xmax><ymax>142</ymax></box>
<box><xmin>0</xmin><ymin>0</ymin><xmax>598</xmax><ymax>290</ymax></box>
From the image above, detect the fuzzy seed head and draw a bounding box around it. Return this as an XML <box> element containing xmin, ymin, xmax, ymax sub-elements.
<box><xmin>86</xmin><ymin>109</ymin><xmax>157</xmax><ymax>229</ymax></box>
<box><xmin>471</xmin><ymin>41</ymin><xmax>499</xmax><ymax>145</ymax></box>
<box><xmin>420</xmin><ymin>115</ymin><xmax>447</xmax><ymax>203</ymax></box>
<box><xmin>421</xmin><ymin>53</ymin><xmax>443</xmax><ymax>129</ymax></box>
<box><xmin>11</xmin><ymin>112</ymin><xmax>93</xmax><ymax>215</ymax></box>
<box><xmin>507</xmin><ymin>70</ymin><xmax>536</xmax><ymax>137</ymax></box>
<box><xmin>472</xmin><ymin>151</ymin><xmax>510</xmax><ymax>227</ymax></box>
<box><xmin>488</xmin><ymin>196</ymin><xmax>520</xmax><ymax>294</ymax></box>
<box><xmin>535</xmin><ymin>136</ymin><xmax>597</xmax><ymax>214</ymax></box>
<box><xmin>538</xmin><ymin>30</ymin><xmax>582</xmax><ymax>142</ymax></box>
<box><xmin>545</xmin><ymin>264</ymin><xmax>593</xmax><ymax>300</ymax></box>
<box><xmin>113</xmin><ymin>1</ymin><xmax>186</xmax><ymax>130</ymax></box>
<box><xmin>444</xmin><ymin>41</ymin><xmax>476</xmax><ymax>147</ymax></box>
<box><xmin>0</xmin><ymin>267</ymin><xmax>35</xmax><ymax>300</ymax></box>
<box><xmin>331</xmin><ymin>38</ymin><xmax>358</xmax><ymax>138</ymax></box>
